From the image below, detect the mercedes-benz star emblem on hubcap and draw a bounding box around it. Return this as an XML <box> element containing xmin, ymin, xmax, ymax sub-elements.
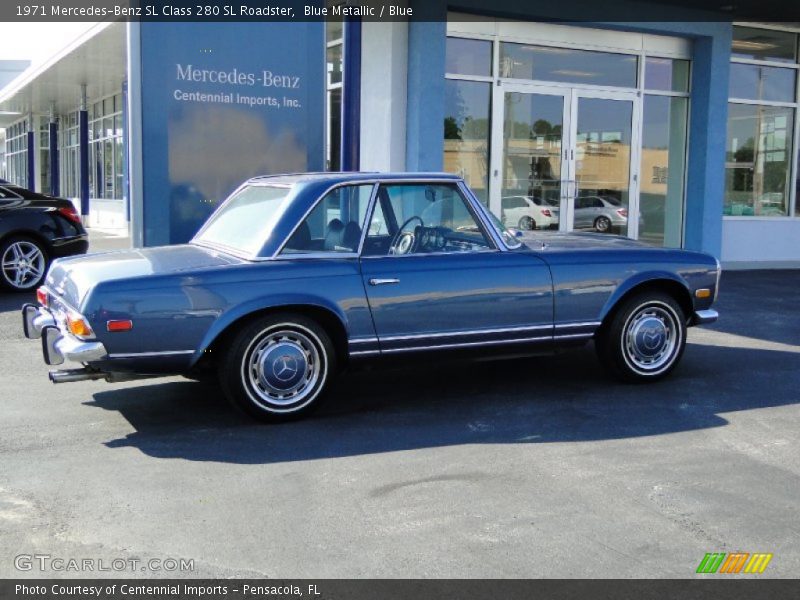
<box><xmin>272</xmin><ymin>355</ymin><xmax>299</xmax><ymax>381</ymax></box>
<box><xmin>641</xmin><ymin>327</ymin><xmax>664</xmax><ymax>350</ymax></box>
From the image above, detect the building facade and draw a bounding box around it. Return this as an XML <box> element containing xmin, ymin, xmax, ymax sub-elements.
<box><xmin>0</xmin><ymin>12</ymin><xmax>798</xmax><ymax>267</ymax></box>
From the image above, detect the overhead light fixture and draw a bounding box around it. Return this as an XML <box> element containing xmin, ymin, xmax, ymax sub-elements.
<box><xmin>732</xmin><ymin>40</ymin><xmax>778</xmax><ymax>51</ymax></box>
<box><xmin>0</xmin><ymin>110</ymin><xmax>22</xmax><ymax>116</ymax></box>
<box><xmin>551</xmin><ymin>69</ymin><xmax>597</xmax><ymax>78</ymax></box>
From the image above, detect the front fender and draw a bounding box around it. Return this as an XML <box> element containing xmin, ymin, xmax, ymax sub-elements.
<box><xmin>190</xmin><ymin>293</ymin><xmax>350</xmax><ymax>366</ymax></box>
<box><xmin>599</xmin><ymin>270</ymin><xmax>691</xmax><ymax>322</ymax></box>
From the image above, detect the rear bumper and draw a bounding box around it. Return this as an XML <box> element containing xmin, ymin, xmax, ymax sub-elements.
<box><xmin>49</xmin><ymin>234</ymin><xmax>89</xmax><ymax>258</ymax></box>
<box><xmin>691</xmin><ymin>309</ymin><xmax>719</xmax><ymax>325</ymax></box>
<box><xmin>22</xmin><ymin>303</ymin><xmax>107</xmax><ymax>365</ymax></box>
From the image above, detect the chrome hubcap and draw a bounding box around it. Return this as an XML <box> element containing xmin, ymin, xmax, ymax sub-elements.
<box><xmin>624</xmin><ymin>305</ymin><xmax>678</xmax><ymax>372</ymax></box>
<box><xmin>2</xmin><ymin>241</ymin><xmax>45</xmax><ymax>289</ymax></box>
<box><xmin>245</xmin><ymin>328</ymin><xmax>321</xmax><ymax>407</ymax></box>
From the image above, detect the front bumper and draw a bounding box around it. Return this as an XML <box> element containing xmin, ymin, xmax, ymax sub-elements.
<box><xmin>22</xmin><ymin>303</ymin><xmax>107</xmax><ymax>366</ymax></box>
<box><xmin>692</xmin><ymin>309</ymin><xmax>719</xmax><ymax>325</ymax></box>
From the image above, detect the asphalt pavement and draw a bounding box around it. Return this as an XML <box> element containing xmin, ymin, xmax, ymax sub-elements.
<box><xmin>0</xmin><ymin>233</ymin><xmax>798</xmax><ymax>578</ymax></box>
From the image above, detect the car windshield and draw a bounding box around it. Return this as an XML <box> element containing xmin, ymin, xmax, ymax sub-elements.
<box><xmin>193</xmin><ymin>185</ymin><xmax>290</xmax><ymax>255</ymax></box>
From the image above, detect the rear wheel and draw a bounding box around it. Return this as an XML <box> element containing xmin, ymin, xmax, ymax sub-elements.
<box><xmin>0</xmin><ymin>236</ymin><xmax>48</xmax><ymax>292</ymax></box>
<box><xmin>219</xmin><ymin>313</ymin><xmax>335</xmax><ymax>422</ymax></box>
<box><xmin>596</xmin><ymin>292</ymin><xmax>686</xmax><ymax>382</ymax></box>
<box><xmin>594</xmin><ymin>216</ymin><xmax>612</xmax><ymax>233</ymax></box>
<box><xmin>519</xmin><ymin>216</ymin><xmax>536</xmax><ymax>231</ymax></box>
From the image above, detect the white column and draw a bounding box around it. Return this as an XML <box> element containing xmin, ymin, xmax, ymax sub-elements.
<box><xmin>359</xmin><ymin>21</ymin><xmax>408</xmax><ymax>172</ymax></box>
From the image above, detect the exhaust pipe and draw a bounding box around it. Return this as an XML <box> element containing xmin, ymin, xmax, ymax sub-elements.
<box><xmin>49</xmin><ymin>368</ymin><xmax>160</xmax><ymax>384</ymax></box>
<box><xmin>49</xmin><ymin>369</ymin><xmax>107</xmax><ymax>383</ymax></box>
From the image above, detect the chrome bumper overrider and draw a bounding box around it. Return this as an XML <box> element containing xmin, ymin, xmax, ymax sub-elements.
<box><xmin>22</xmin><ymin>304</ymin><xmax>107</xmax><ymax>366</ymax></box>
<box><xmin>692</xmin><ymin>309</ymin><xmax>719</xmax><ymax>325</ymax></box>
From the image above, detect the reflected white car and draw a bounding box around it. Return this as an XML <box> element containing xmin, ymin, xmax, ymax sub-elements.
<box><xmin>501</xmin><ymin>196</ymin><xmax>560</xmax><ymax>231</ymax></box>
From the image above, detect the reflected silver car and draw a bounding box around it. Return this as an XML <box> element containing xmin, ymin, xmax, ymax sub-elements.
<box><xmin>574</xmin><ymin>195</ymin><xmax>629</xmax><ymax>233</ymax></box>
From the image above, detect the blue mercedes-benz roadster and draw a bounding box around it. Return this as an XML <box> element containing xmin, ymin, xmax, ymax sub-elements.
<box><xmin>21</xmin><ymin>172</ymin><xmax>720</xmax><ymax>421</ymax></box>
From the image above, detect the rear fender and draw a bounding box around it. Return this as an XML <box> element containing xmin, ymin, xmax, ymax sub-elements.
<box><xmin>190</xmin><ymin>293</ymin><xmax>349</xmax><ymax>366</ymax></box>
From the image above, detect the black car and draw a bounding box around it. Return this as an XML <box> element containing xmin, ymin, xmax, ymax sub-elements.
<box><xmin>0</xmin><ymin>183</ymin><xmax>88</xmax><ymax>291</ymax></box>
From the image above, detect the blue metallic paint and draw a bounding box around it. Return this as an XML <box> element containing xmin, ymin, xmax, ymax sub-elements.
<box><xmin>39</xmin><ymin>173</ymin><xmax>720</xmax><ymax>379</ymax></box>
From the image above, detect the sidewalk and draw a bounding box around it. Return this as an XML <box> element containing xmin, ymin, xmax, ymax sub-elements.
<box><xmin>87</xmin><ymin>228</ymin><xmax>132</xmax><ymax>253</ymax></box>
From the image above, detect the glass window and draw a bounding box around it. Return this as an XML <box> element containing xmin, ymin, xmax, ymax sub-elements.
<box><xmin>444</xmin><ymin>79</ymin><xmax>491</xmax><ymax>205</ymax></box>
<box><xmin>645</xmin><ymin>57</ymin><xmax>690</xmax><ymax>93</ymax></box>
<box><xmin>732</xmin><ymin>26</ymin><xmax>798</xmax><ymax>63</ymax></box>
<box><xmin>281</xmin><ymin>184</ymin><xmax>373</xmax><ymax>254</ymax></box>
<box><xmin>499</xmin><ymin>43</ymin><xmax>638</xmax><ymax>88</ymax></box>
<box><xmin>194</xmin><ymin>185</ymin><xmax>289</xmax><ymax>255</ymax></box>
<box><xmin>326</xmin><ymin>20</ymin><xmax>343</xmax><ymax>43</ymax></box>
<box><xmin>446</xmin><ymin>37</ymin><xmax>492</xmax><ymax>77</ymax></box>
<box><xmin>729</xmin><ymin>63</ymin><xmax>796</xmax><ymax>103</ymax></box>
<box><xmin>724</xmin><ymin>103</ymin><xmax>794</xmax><ymax>216</ymax></box>
<box><xmin>363</xmin><ymin>184</ymin><xmax>491</xmax><ymax>256</ymax></box>
<box><xmin>326</xmin><ymin>44</ymin><xmax>342</xmax><ymax>86</ymax></box>
<box><xmin>640</xmin><ymin>95</ymin><xmax>688</xmax><ymax>247</ymax></box>
<box><xmin>326</xmin><ymin>87</ymin><xmax>341</xmax><ymax>171</ymax></box>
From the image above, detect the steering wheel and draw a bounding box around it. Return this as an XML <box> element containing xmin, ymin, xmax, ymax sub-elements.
<box><xmin>390</xmin><ymin>216</ymin><xmax>424</xmax><ymax>255</ymax></box>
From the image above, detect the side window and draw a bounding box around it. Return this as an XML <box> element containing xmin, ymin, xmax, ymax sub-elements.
<box><xmin>281</xmin><ymin>184</ymin><xmax>373</xmax><ymax>254</ymax></box>
<box><xmin>363</xmin><ymin>184</ymin><xmax>493</xmax><ymax>257</ymax></box>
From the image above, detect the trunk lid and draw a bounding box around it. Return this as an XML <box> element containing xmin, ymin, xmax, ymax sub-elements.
<box><xmin>45</xmin><ymin>244</ymin><xmax>242</xmax><ymax>308</ymax></box>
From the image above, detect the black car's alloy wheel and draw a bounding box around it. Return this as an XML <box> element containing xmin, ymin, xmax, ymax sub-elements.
<box><xmin>0</xmin><ymin>236</ymin><xmax>47</xmax><ymax>292</ymax></box>
<box><xmin>219</xmin><ymin>313</ymin><xmax>335</xmax><ymax>422</ymax></box>
<box><xmin>596</xmin><ymin>291</ymin><xmax>686</xmax><ymax>382</ymax></box>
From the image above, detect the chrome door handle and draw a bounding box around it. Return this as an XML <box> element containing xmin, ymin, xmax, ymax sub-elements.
<box><xmin>369</xmin><ymin>278</ymin><xmax>400</xmax><ymax>286</ymax></box>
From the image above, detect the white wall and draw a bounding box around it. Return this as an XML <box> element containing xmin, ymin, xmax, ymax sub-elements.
<box><xmin>359</xmin><ymin>21</ymin><xmax>408</xmax><ymax>172</ymax></box>
<box><xmin>722</xmin><ymin>218</ymin><xmax>800</xmax><ymax>268</ymax></box>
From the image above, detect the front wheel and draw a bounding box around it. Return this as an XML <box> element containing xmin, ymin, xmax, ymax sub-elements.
<box><xmin>219</xmin><ymin>313</ymin><xmax>336</xmax><ymax>422</ymax></box>
<box><xmin>595</xmin><ymin>292</ymin><xmax>686</xmax><ymax>382</ymax></box>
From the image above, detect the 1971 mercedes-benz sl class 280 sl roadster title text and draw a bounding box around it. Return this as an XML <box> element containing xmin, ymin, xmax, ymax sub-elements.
<box><xmin>22</xmin><ymin>172</ymin><xmax>720</xmax><ymax>421</ymax></box>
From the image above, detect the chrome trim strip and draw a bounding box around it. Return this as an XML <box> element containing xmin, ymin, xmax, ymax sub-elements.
<box><xmin>349</xmin><ymin>350</ymin><xmax>382</xmax><ymax>357</ymax></box>
<box><xmin>348</xmin><ymin>337</ymin><xmax>379</xmax><ymax>345</ymax></box>
<box><xmin>382</xmin><ymin>335</ymin><xmax>551</xmax><ymax>354</ymax></box>
<box><xmin>380</xmin><ymin>324</ymin><xmax>552</xmax><ymax>343</ymax></box>
<box><xmin>553</xmin><ymin>321</ymin><xmax>602</xmax><ymax>330</ymax></box>
<box><xmin>552</xmin><ymin>332</ymin><xmax>594</xmax><ymax>340</ymax></box>
<box><xmin>108</xmin><ymin>350</ymin><xmax>194</xmax><ymax>359</ymax></box>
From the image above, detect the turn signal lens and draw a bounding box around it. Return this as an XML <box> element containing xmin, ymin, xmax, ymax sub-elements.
<box><xmin>106</xmin><ymin>319</ymin><xmax>133</xmax><ymax>332</ymax></box>
<box><xmin>695</xmin><ymin>288</ymin><xmax>712</xmax><ymax>299</ymax></box>
<box><xmin>36</xmin><ymin>287</ymin><xmax>48</xmax><ymax>307</ymax></box>
<box><xmin>541</xmin><ymin>209</ymin><xmax>552</xmax><ymax>217</ymax></box>
<box><xmin>617</xmin><ymin>208</ymin><xmax>628</xmax><ymax>217</ymax></box>
<box><xmin>66</xmin><ymin>314</ymin><xmax>93</xmax><ymax>337</ymax></box>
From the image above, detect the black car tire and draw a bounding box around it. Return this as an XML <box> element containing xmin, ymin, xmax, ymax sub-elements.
<box><xmin>219</xmin><ymin>313</ymin><xmax>336</xmax><ymax>422</ymax></box>
<box><xmin>594</xmin><ymin>216</ymin><xmax>612</xmax><ymax>233</ymax></box>
<box><xmin>596</xmin><ymin>291</ymin><xmax>687</xmax><ymax>382</ymax></box>
<box><xmin>0</xmin><ymin>235</ymin><xmax>48</xmax><ymax>292</ymax></box>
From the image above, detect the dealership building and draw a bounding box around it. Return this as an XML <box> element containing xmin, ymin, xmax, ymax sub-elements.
<box><xmin>1</xmin><ymin>5</ymin><xmax>799</xmax><ymax>267</ymax></box>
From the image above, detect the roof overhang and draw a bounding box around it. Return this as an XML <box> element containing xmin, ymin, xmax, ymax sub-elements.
<box><xmin>0</xmin><ymin>21</ymin><xmax>126</xmax><ymax>127</ymax></box>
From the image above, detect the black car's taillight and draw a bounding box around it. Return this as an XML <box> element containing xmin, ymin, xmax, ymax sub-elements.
<box><xmin>57</xmin><ymin>206</ymin><xmax>82</xmax><ymax>225</ymax></box>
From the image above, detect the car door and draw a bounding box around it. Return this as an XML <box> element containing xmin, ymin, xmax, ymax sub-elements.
<box><xmin>359</xmin><ymin>182</ymin><xmax>553</xmax><ymax>354</ymax></box>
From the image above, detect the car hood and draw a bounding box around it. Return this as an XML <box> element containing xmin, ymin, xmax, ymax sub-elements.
<box><xmin>46</xmin><ymin>244</ymin><xmax>242</xmax><ymax>308</ymax></box>
<box><xmin>519</xmin><ymin>231</ymin><xmax>647</xmax><ymax>251</ymax></box>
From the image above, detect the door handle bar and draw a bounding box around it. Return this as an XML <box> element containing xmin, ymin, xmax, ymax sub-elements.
<box><xmin>369</xmin><ymin>278</ymin><xmax>400</xmax><ymax>286</ymax></box>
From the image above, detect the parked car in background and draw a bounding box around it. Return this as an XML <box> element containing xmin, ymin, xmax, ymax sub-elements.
<box><xmin>22</xmin><ymin>172</ymin><xmax>720</xmax><ymax>422</ymax></box>
<box><xmin>574</xmin><ymin>195</ymin><xmax>630</xmax><ymax>233</ymax></box>
<box><xmin>501</xmin><ymin>195</ymin><xmax>559</xmax><ymax>230</ymax></box>
<box><xmin>0</xmin><ymin>183</ymin><xmax>88</xmax><ymax>291</ymax></box>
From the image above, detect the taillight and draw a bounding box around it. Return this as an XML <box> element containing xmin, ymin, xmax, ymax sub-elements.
<box><xmin>541</xmin><ymin>209</ymin><xmax>552</xmax><ymax>217</ymax></box>
<box><xmin>36</xmin><ymin>287</ymin><xmax>48</xmax><ymax>307</ymax></box>
<box><xmin>617</xmin><ymin>208</ymin><xmax>628</xmax><ymax>217</ymax></box>
<box><xmin>57</xmin><ymin>206</ymin><xmax>82</xmax><ymax>225</ymax></box>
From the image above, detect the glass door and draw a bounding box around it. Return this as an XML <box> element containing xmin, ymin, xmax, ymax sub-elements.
<box><xmin>569</xmin><ymin>91</ymin><xmax>640</xmax><ymax>237</ymax></box>
<box><xmin>490</xmin><ymin>85</ymin><xmax>568</xmax><ymax>232</ymax></box>
<box><xmin>491</xmin><ymin>84</ymin><xmax>641</xmax><ymax>237</ymax></box>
